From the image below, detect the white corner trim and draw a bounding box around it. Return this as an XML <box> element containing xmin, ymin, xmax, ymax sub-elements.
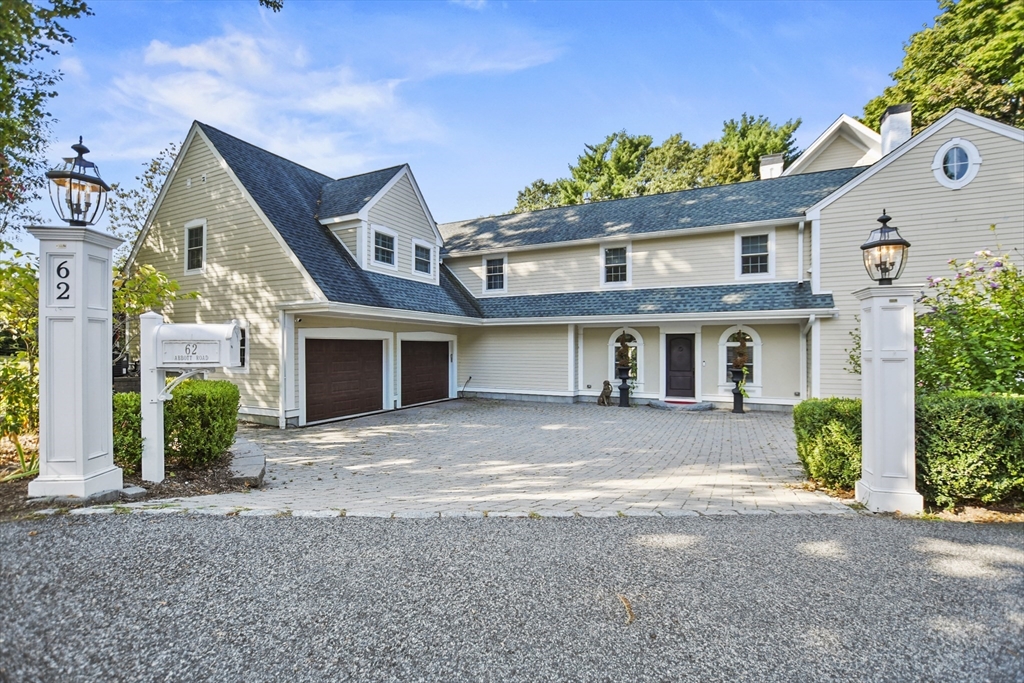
<box><xmin>810</xmin><ymin>218</ymin><xmax>821</xmax><ymax>294</ymax></box>
<box><xmin>183</xmin><ymin>218</ymin><xmax>206</xmax><ymax>275</ymax></box>
<box><xmin>734</xmin><ymin>226</ymin><xmax>775</xmax><ymax>281</ymax></box>
<box><xmin>480</xmin><ymin>253</ymin><xmax>508</xmax><ymax>295</ymax></box>
<box><xmin>599</xmin><ymin>241</ymin><xmax>632</xmax><ymax>288</ymax></box>
<box><xmin>297</xmin><ymin>327</ymin><xmax>394</xmax><ymax>426</ymax></box>
<box><xmin>369</xmin><ymin>224</ymin><xmax>399</xmax><ymax>271</ymax></box>
<box><xmin>931</xmin><ymin>137</ymin><xmax>982</xmax><ymax>189</ymax></box>
<box><xmin>805</xmin><ymin>108</ymin><xmax>1024</xmax><ymax>220</ymax></box>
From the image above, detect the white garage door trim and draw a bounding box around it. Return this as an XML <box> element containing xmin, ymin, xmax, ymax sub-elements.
<box><xmin>298</xmin><ymin>327</ymin><xmax>394</xmax><ymax>426</ymax></box>
<box><xmin>395</xmin><ymin>331</ymin><xmax>458</xmax><ymax>408</ymax></box>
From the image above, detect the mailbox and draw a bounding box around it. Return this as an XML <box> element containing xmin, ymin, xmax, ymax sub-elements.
<box><xmin>154</xmin><ymin>321</ymin><xmax>242</xmax><ymax>369</ymax></box>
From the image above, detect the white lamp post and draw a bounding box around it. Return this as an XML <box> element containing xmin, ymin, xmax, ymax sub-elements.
<box><xmin>854</xmin><ymin>211</ymin><xmax>924</xmax><ymax>514</ymax></box>
<box><xmin>28</xmin><ymin>139</ymin><xmax>124</xmax><ymax>499</ymax></box>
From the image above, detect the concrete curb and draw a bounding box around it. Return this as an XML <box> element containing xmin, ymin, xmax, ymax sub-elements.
<box><xmin>227</xmin><ymin>437</ymin><xmax>266</xmax><ymax>488</ymax></box>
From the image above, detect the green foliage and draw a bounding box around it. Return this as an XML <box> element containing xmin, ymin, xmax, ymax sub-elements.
<box><xmin>863</xmin><ymin>0</ymin><xmax>1024</xmax><ymax>131</ymax></box>
<box><xmin>0</xmin><ymin>0</ymin><xmax>92</xmax><ymax>234</ymax></box>
<box><xmin>163</xmin><ymin>380</ymin><xmax>239</xmax><ymax>468</ymax></box>
<box><xmin>511</xmin><ymin>115</ymin><xmax>801</xmax><ymax>213</ymax></box>
<box><xmin>916</xmin><ymin>246</ymin><xmax>1024</xmax><ymax>394</ymax></box>
<box><xmin>793</xmin><ymin>398</ymin><xmax>863</xmax><ymax>489</ymax></box>
<box><xmin>112</xmin><ymin>263</ymin><xmax>198</xmax><ymax>363</ymax></box>
<box><xmin>107</xmin><ymin>143</ymin><xmax>178</xmax><ymax>267</ymax></box>
<box><xmin>112</xmin><ymin>392</ymin><xmax>143</xmax><ymax>474</ymax></box>
<box><xmin>916</xmin><ymin>392</ymin><xmax>1024</xmax><ymax>508</ymax></box>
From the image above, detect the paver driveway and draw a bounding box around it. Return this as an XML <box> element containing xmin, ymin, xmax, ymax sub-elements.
<box><xmin>160</xmin><ymin>399</ymin><xmax>852</xmax><ymax>517</ymax></box>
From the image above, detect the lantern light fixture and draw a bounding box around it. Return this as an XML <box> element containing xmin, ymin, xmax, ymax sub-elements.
<box><xmin>860</xmin><ymin>210</ymin><xmax>911</xmax><ymax>285</ymax></box>
<box><xmin>45</xmin><ymin>137</ymin><xmax>110</xmax><ymax>226</ymax></box>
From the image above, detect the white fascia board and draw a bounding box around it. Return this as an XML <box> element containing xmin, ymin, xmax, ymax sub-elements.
<box><xmin>359</xmin><ymin>165</ymin><xmax>445</xmax><ymax>246</ymax></box>
<box><xmin>782</xmin><ymin>115</ymin><xmax>881</xmax><ymax>177</ymax></box>
<box><xmin>193</xmin><ymin>127</ymin><xmax>326</xmax><ymax>302</ymax></box>
<box><xmin>277</xmin><ymin>300</ymin><xmax>478</xmax><ymax>326</ymax></box>
<box><xmin>318</xmin><ymin>213</ymin><xmax>360</xmax><ymax>226</ymax></box>
<box><xmin>124</xmin><ymin>124</ymin><xmax>198</xmax><ymax>271</ymax></box>
<box><xmin>805</xmin><ymin>109</ymin><xmax>1024</xmax><ymax>220</ymax></box>
<box><xmin>444</xmin><ymin>216</ymin><xmax>800</xmax><ymax>258</ymax></box>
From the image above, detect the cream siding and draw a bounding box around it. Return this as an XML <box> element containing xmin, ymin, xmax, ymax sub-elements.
<box><xmin>367</xmin><ymin>174</ymin><xmax>438</xmax><ymax>277</ymax></box>
<box><xmin>798</xmin><ymin>134</ymin><xmax>875</xmax><ymax>174</ymax></box>
<box><xmin>331</xmin><ymin>224</ymin><xmax>359</xmax><ymax>258</ymax></box>
<box><xmin>773</xmin><ymin>225</ymin><xmax>799</xmax><ymax>281</ymax></box>
<box><xmin>701</xmin><ymin>324</ymin><xmax>802</xmax><ymax>401</ymax></box>
<box><xmin>817</xmin><ymin>118</ymin><xmax>1024</xmax><ymax>398</ymax></box>
<box><xmin>458</xmin><ymin>326</ymin><xmax>568</xmax><ymax>393</ymax></box>
<box><xmin>135</xmin><ymin>133</ymin><xmax>318</xmax><ymax>414</ymax></box>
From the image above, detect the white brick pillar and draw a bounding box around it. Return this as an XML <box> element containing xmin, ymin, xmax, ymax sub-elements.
<box><xmin>854</xmin><ymin>286</ymin><xmax>924</xmax><ymax>513</ymax></box>
<box><xmin>27</xmin><ymin>226</ymin><xmax>124</xmax><ymax>498</ymax></box>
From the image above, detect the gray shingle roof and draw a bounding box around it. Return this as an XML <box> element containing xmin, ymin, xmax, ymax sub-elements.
<box><xmin>475</xmin><ymin>282</ymin><xmax>834</xmax><ymax>319</ymax></box>
<box><xmin>438</xmin><ymin>166</ymin><xmax>866</xmax><ymax>253</ymax></box>
<box><xmin>318</xmin><ymin>166</ymin><xmax>404</xmax><ymax>219</ymax></box>
<box><xmin>197</xmin><ymin>123</ymin><xmax>481</xmax><ymax>318</ymax></box>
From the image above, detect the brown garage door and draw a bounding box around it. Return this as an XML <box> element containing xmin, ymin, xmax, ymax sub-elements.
<box><xmin>401</xmin><ymin>341</ymin><xmax>449</xmax><ymax>407</ymax></box>
<box><xmin>305</xmin><ymin>339</ymin><xmax>383</xmax><ymax>422</ymax></box>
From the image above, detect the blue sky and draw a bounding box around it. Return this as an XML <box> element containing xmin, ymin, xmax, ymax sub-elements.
<box><xmin>33</xmin><ymin>0</ymin><xmax>938</xmax><ymax>236</ymax></box>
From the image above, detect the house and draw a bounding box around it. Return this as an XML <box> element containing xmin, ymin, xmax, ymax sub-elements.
<box><xmin>129</xmin><ymin>107</ymin><xmax>1024</xmax><ymax>427</ymax></box>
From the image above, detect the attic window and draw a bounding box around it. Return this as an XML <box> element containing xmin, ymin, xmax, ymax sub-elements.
<box><xmin>184</xmin><ymin>219</ymin><xmax>206</xmax><ymax>274</ymax></box>
<box><xmin>414</xmin><ymin>243</ymin><xmax>432</xmax><ymax>274</ymax></box>
<box><xmin>374</xmin><ymin>229</ymin><xmax>395</xmax><ymax>267</ymax></box>
<box><xmin>932</xmin><ymin>138</ymin><xmax>981</xmax><ymax>190</ymax></box>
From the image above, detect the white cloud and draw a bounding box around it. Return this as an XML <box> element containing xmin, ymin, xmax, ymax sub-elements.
<box><xmin>58</xmin><ymin>56</ymin><xmax>87</xmax><ymax>79</ymax></box>
<box><xmin>450</xmin><ymin>0</ymin><xmax>487</xmax><ymax>9</ymax></box>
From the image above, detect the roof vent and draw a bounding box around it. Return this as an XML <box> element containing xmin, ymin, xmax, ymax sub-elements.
<box><xmin>759</xmin><ymin>153</ymin><xmax>784</xmax><ymax>180</ymax></box>
<box><xmin>880</xmin><ymin>104</ymin><xmax>912</xmax><ymax>155</ymax></box>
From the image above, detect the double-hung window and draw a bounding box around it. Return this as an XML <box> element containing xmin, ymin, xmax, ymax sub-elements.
<box><xmin>602</xmin><ymin>244</ymin><xmax>630</xmax><ymax>285</ymax></box>
<box><xmin>485</xmin><ymin>256</ymin><xmax>506</xmax><ymax>292</ymax></box>
<box><xmin>374</xmin><ymin>230</ymin><xmax>395</xmax><ymax>267</ymax></box>
<box><xmin>414</xmin><ymin>243</ymin><xmax>432</xmax><ymax>275</ymax></box>
<box><xmin>740</xmin><ymin>235</ymin><xmax>769</xmax><ymax>275</ymax></box>
<box><xmin>184</xmin><ymin>219</ymin><xmax>206</xmax><ymax>273</ymax></box>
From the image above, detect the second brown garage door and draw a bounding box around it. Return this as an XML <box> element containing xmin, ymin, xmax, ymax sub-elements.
<box><xmin>401</xmin><ymin>341</ymin><xmax>450</xmax><ymax>406</ymax></box>
<box><xmin>305</xmin><ymin>339</ymin><xmax>383</xmax><ymax>422</ymax></box>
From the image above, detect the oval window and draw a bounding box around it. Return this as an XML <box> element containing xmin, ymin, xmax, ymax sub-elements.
<box><xmin>943</xmin><ymin>146</ymin><xmax>969</xmax><ymax>180</ymax></box>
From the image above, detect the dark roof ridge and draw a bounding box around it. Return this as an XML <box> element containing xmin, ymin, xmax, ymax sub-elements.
<box><xmin>332</xmin><ymin>164</ymin><xmax>406</xmax><ymax>183</ymax></box>
<box><xmin>194</xmin><ymin>121</ymin><xmax>333</xmax><ymax>182</ymax></box>
<box><xmin>440</xmin><ymin>166</ymin><xmax>865</xmax><ymax>227</ymax></box>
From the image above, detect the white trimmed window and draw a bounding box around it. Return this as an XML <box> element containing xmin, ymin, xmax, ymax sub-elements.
<box><xmin>717</xmin><ymin>325</ymin><xmax>761</xmax><ymax>397</ymax></box>
<box><xmin>372</xmin><ymin>227</ymin><xmax>397</xmax><ymax>269</ymax></box>
<box><xmin>601</xmin><ymin>243</ymin><xmax>631</xmax><ymax>286</ymax></box>
<box><xmin>483</xmin><ymin>254</ymin><xmax>507</xmax><ymax>293</ymax></box>
<box><xmin>735</xmin><ymin>228</ymin><xmax>775</xmax><ymax>280</ymax></box>
<box><xmin>184</xmin><ymin>219</ymin><xmax>206</xmax><ymax>274</ymax></box>
<box><xmin>412</xmin><ymin>239</ymin><xmax>433</xmax><ymax>276</ymax></box>
<box><xmin>932</xmin><ymin>138</ymin><xmax>982</xmax><ymax>189</ymax></box>
<box><xmin>607</xmin><ymin>328</ymin><xmax>644</xmax><ymax>390</ymax></box>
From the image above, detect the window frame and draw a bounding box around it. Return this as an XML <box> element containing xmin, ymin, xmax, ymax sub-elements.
<box><xmin>183</xmin><ymin>218</ymin><xmax>207</xmax><ymax>275</ymax></box>
<box><xmin>481</xmin><ymin>253</ymin><xmax>508</xmax><ymax>295</ymax></box>
<box><xmin>734</xmin><ymin>227</ymin><xmax>775</xmax><ymax>281</ymax></box>
<box><xmin>411</xmin><ymin>238</ymin><xmax>434</xmax><ymax>278</ymax></box>
<box><xmin>600</xmin><ymin>242</ymin><xmax>632</xmax><ymax>288</ymax></box>
<box><xmin>607</xmin><ymin>327</ymin><xmax>644</xmax><ymax>390</ymax></box>
<box><xmin>717</xmin><ymin>325</ymin><xmax>762</xmax><ymax>397</ymax></box>
<box><xmin>932</xmin><ymin>137</ymin><xmax>982</xmax><ymax>190</ymax></box>
<box><xmin>371</xmin><ymin>225</ymin><xmax>398</xmax><ymax>270</ymax></box>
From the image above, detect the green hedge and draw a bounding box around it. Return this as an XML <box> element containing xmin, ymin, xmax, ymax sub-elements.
<box><xmin>793</xmin><ymin>397</ymin><xmax>862</xmax><ymax>490</ymax></box>
<box><xmin>113</xmin><ymin>392</ymin><xmax>143</xmax><ymax>474</ymax></box>
<box><xmin>112</xmin><ymin>379</ymin><xmax>239</xmax><ymax>472</ymax></box>
<box><xmin>793</xmin><ymin>393</ymin><xmax>1024</xmax><ymax>508</ymax></box>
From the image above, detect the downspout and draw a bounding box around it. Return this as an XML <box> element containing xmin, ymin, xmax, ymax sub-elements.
<box><xmin>797</xmin><ymin>220</ymin><xmax>805</xmax><ymax>285</ymax></box>
<box><xmin>278</xmin><ymin>310</ymin><xmax>287</xmax><ymax>429</ymax></box>
<box><xmin>799</xmin><ymin>314</ymin><xmax>816</xmax><ymax>401</ymax></box>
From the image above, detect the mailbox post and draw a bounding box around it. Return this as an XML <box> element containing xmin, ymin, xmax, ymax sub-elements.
<box><xmin>139</xmin><ymin>311</ymin><xmax>241</xmax><ymax>483</ymax></box>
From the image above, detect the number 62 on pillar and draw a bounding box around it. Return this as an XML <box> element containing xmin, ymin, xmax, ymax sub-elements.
<box><xmin>47</xmin><ymin>253</ymin><xmax>75</xmax><ymax>307</ymax></box>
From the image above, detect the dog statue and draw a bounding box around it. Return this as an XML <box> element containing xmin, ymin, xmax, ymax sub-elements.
<box><xmin>597</xmin><ymin>380</ymin><xmax>614</xmax><ymax>406</ymax></box>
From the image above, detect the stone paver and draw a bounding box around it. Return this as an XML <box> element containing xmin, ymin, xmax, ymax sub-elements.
<box><xmin>134</xmin><ymin>399</ymin><xmax>854</xmax><ymax>517</ymax></box>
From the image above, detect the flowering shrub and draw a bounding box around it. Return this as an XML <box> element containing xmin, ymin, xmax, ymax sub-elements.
<box><xmin>915</xmin><ymin>248</ymin><xmax>1023</xmax><ymax>394</ymax></box>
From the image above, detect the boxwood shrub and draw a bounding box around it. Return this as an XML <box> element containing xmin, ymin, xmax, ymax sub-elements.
<box><xmin>164</xmin><ymin>379</ymin><xmax>240</xmax><ymax>468</ymax></box>
<box><xmin>792</xmin><ymin>397</ymin><xmax>862</xmax><ymax>490</ymax></box>
<box><xmin>111</xmin><ymin>379</ymin><xmax>240</xmax><ymax>472</ymax></box>
<box><xmin>113</xmin><ymin>392</ymin><xmax>143</xmax><ymax>474</ymax></box>
<box><xmin>793</xmin><ymin>393</ymin><xmax>1024</xmax><ymax>508</ymax></box>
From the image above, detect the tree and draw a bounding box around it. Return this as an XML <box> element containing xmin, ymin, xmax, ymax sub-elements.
<box><xmin>863</xmin><ymin>0</ymin><xmax>1024</xmax><ymax>131</ymax></box>
<box><xmin>512</xmin><ymin>115</ymin><xmax>801</xmax><ymax>213</ymax></box>
<box><xmin>0</xmin><ymin>0</ymin><xmax>92</xmax><ymax>235</ymax></box>
<box><xmin>107</xmin><ymin>142</ymin><xmax>178</xmax><ymax>267</ymax></box>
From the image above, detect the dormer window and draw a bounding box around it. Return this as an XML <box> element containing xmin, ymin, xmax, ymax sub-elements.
<box><xmin>413</xmin><ymin>240</ymin><xmax>433</xmax><ymax>276</ymax></box>
<box><xmin>373</xmin><ymin>227</ymin><xmax>396</xmax><ymax>268</ymax></box>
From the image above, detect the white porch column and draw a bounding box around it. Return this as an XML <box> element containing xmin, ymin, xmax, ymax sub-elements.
<box><xmin>27</xmin><ymin>226</ymin><xmax>123</xmax><ymax>498</ymax></box>
<box><xmin>854</xmin><ymin>286</ymin><xmax>923</xmax><ymax>513</ymax></box>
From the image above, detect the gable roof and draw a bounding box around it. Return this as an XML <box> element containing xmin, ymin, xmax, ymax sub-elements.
<box><xmin>438</xmin><ymin>166</ymin><xmax>866</xmax><ymax>254</ymax></box>
<box><xmin>318</xmin><ymin>166</ymin><xmax>404</xmax><ymax>219</ymax></box>
<box><xmin>782</xmin><ymin>115</ymin><xmax>880</xmax><ymax>177</ymax></box>
<box><xmin>196</xmin><ymin>123</ymin><xmax>481</xmax><ymax>318</ymax></box>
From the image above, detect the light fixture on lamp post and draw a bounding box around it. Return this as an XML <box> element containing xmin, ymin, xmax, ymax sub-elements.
<box><xmin>44</xmin><ymin>137</ymin><xmax>111</xmax><ymax>227</ymax></box>
<box><xmin>860</xmin><ymin>210</ymin><xmax>910</xmax><ymax>285</ymax></box>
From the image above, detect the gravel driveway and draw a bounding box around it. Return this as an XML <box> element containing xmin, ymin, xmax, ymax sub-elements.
<box><xmin>3</xmin><ymin>514</ymin><xmax>1022</xmax><ymax>682</ymax></box>
<box><xmin>154</xmin><ymin>400</ymin><xmax>850</xmax><ymax>517</ymax></box>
